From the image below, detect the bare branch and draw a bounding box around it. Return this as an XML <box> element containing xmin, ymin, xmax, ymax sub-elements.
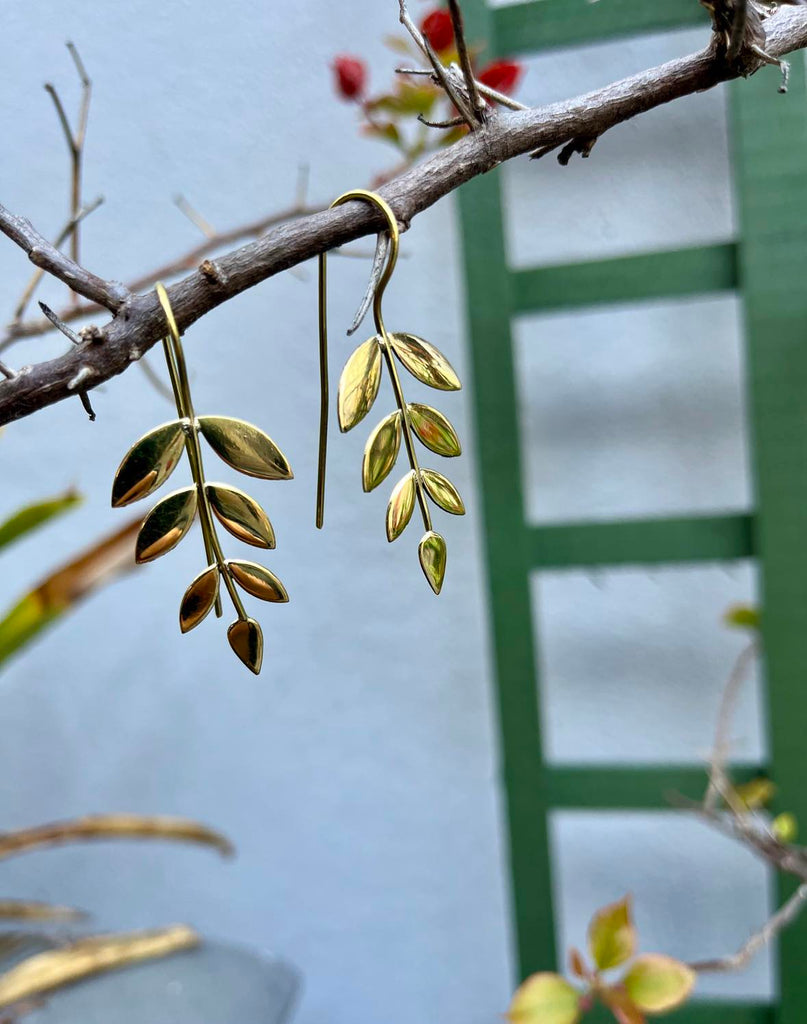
<box><xmin>173</xmin><ymin>195</ymin><xmax>216</xmax><ymax>239</ymax></box>
<box><xmin>447</xmin><ymin>0</ymin><xmax>486</xmax><ymax>122</ymax></box>
<box><xmin>704</xmin><ymin>640</ymin><xmax>759</xmax><ymax>812</ymax></box>
<box><xmin>1</xmin><ymin>5</ymin><xmax>807</xmax><ymax>426</ymax></box>
<box><xmin>691</xmin><ymin>883</ymin><xmax>807</xmax><ymax>974</ymax></box>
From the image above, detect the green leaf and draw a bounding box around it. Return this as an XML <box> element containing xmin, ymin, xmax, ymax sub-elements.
<box><xmin>623</xmin><ymin>955</ymin><xmax>695</xmax><ymax>1014</ymax></box>
<box><xmin>772</xmin><ymin>812</ymin><xmax>798</xmax><ymax>843</ymax></box>
<box><xmin>0</xmin><ymin>490</ymin><xmax>82</xmax><ymax>553</ymax></box>
<box><xmin>508</xmin><ymin>973</ymin><xmax>581</xmax><ymax>1024</ymax></box>
<box><xmin>588</xmin><ymin>895</ymin><xmax>635</xmax><ymax>972</ymax></box>
<box><xmin>724</xmin><ymin>604</ymin><xmax>760</xmax><ymax>631</ymax></box>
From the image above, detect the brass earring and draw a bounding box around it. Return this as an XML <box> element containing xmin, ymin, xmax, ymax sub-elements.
<box><xmin>317</xmin><ymin>190</ymin><xmax>464</xmax><ymax>595</ymax></box>
<box><xmin>111</xmin><ymin>283</ymin><xmax>293</xmax><ymax>674</ymax></box>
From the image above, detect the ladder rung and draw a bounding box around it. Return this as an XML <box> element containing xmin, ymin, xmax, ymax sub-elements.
<box><xmin>528</xmin><ymin>515</ymin><xmax>755</xmax><ymax>570</ymax></box>
<box><xmin>511</xmin><ymin>245</ymin><xmax>738</xmax><ymax>315</ymax></box>
<box><xmin>584</xmin><ymin>1004</ymin><xmax>772</xmax><ymax>1024</ymax></box>
<box><xmin>493</xmin><ymin>0</ymin><xmax>708</xmax><ymax>57</ymax></box>
<box><xmin>545</xmin><ymin>765</ymin><xmax>765</xmax><ymax>810</ymax></box>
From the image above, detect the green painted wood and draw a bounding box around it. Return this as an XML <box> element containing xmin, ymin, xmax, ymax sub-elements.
<box><xmin>546</xmin><ymin>765</ymin><xmax>765</xmax><ymax>810</ymax></box>
<box><xmin>511</xmin><ymin>245</ymin><xmax>738</xmax><ymax>314</ymax></box>
<box><xmin>730</xmin><ymin>64</ymin><xmax>807</xmax><ymax>1024</ymax></box>
<box><xmin>584</xmin><ymin>1004</ymin><xmax>772</xmax><ymax>1024</ymax></box>
<box><xmin>527</xmin><ymin>514</ymin><xmax>755</xmax><ymax>569</ymax></box>
<box><xmin>492</xmin><ymin>0</ymin><xmax>707</xmax><ymax>57</ymax></box>
<box><xmin>458</xmin><ymin>168</ymin><xmax>557</xmax><ymax>978</ymax></box>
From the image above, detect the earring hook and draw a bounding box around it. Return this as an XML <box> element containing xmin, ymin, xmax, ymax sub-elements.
<box><xmin>316</xmin><ymin>190</ymin><xmax>400</xmax><ymax>529</ymax></box>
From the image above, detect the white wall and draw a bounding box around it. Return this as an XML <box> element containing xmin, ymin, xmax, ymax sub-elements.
<box><xmin>0</xmin><ymin>5</ymin><xmax>776</xmax><ymax>1020</ymax></box>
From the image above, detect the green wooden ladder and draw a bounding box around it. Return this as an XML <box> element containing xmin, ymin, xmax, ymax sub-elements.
<box><xmin>456</xmin><ymin>2</ymin><xmax>807</xmax><ymax>1021</ymax></box>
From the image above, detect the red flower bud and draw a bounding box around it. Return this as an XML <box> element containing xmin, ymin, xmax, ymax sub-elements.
<box><xmin>421</xmin><ymin>9</ymin><xmax>454</xmax><ymax>53</ymax></box>
<box><xmin>478</xmin><ymin>58</ymin><xmax>522</xmax><ymax>96</ymax></box>
<box><xmin>333</xmin><ymin>55</ymin><xmax>367</xmax><ymax>100</ymax></box>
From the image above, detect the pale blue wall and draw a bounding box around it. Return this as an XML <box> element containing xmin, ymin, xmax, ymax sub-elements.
<box><xmin>0</xmin><ymin>4</ymin><xmax>775</xmax><ymax>1020</ymax></box>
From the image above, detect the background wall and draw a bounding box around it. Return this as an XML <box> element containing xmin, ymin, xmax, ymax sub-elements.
<box><xmin>0</xmin><ymin>3</ymin><xmax>775</xmax><ymax>1021</ymax></box>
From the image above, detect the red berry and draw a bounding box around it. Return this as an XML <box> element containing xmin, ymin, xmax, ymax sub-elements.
<box><xmin>478</xmin><ymin>59</ymin><xmax>522</xmax><ymax>96</ymax></box>
<box><xmin>421</xmin><ymin>9</ymin><xmax>454</xmax><ymax>53</ymax></box>
<box><xmin>333</xmin><ymin>56</ymin><xmax>367</xmax><ymax>100</ymax></box>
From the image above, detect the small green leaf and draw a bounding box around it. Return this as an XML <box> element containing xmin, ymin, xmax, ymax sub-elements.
<box><xmin>0</xmin><ymin>490</ymin><xmax>82</xmax><ymax>552</ymax></box>
<box><xmin>733</xmin><ymin>776</ymin><xmax>775</xmax><ymax>810</ymax></box>
<box><xmin>508</xmin><ymin>973</ymin><xmax>581</xmax><ymax>1024</ymax></box>
<box><xmin>724</xmin><ymin>604</ymin><xmax>760</xmax><ymax>631</ymax></box>
<box><xmin>772</xmin><ymin>812</ymin><xmax>798</xmax><ymax>843</ymax></box>
<box><xmin>623</xmin><ymin>955</ymin><xmax>695</xmax><ymax>1014</ymax></box>
<box><xmin>588</xmin><ymin>895</ymin><xmax>635</xmax><ymax>972</ymax></box>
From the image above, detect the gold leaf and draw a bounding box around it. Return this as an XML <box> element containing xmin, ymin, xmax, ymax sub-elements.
<box><xmin>198</xmin><ymin>416</ymin><xmax>293</xmax><ymax>480</ymax></box>
<box><xmin>408</xmin><ymin>403</ymin><xmax>461</xmax><ymax>457</ymax></box>
<box><xmin>179</xmin><ymin>565</ymin><xmax>219</xmax><ymax>633</ymax></box>
<box><xmin>135</xmin><ymin>487</ymin><xmax>197</xmax><ymax>564</ymax></box>
<box><xmin>363</xmin><ymin>411</ymin><xmax>402</xmax><ymax>492</ymax></box>
<box><xmin>206</xmin><ymin>483</ymin><xmax>275</xmax><ymax>548</ymax></box>
<box><xmin>508</xmin><ymin>972</ymin><xmax>581</xmax><ymax>1024</ymax></box>
<box><xmin>0</xmin><ymin>814</ymin><xmax>234</xmax><ymax>861</ymax></box>
<box><xmin>390</xmin><ymin>332</ymin><xmax>461</xmax><ymax>391</ymax></box>
<box><xmin>418</xmin><ymin>531</ymin><xmax>446</xmax><ymax>595</ymax></box>
<box><xmin>386</xmin><ymin>471</ymin><xmax>416</xmax><ymax>542</ymax></box>
<box><xmin>623</xmin><ymin>955</ymin><xmax>695</xmax><ymax>1014</ymax></box>
<box><xmin>588</xmin><ymin>895</ymin><xmax>635</xmax><ymax>972</ymax></box>
<box><xmin>228</xmin><ymin>560</ymin><xmax>289</xmax><ymax>603</ymax></box>
<box><xmin>421</xmin><ymin>469</ymin><xmax>465</xmax><ymax>515</ymax></box>
<box><xmin>227</xmin><ymin>617</ymin><xmax>263</xmax><ymax>674</ymax></box>
<box><xmin>0</xmin><ymin>925</ymin><xmax>199</xmax><ymax>1009</ymax></box>
<box><xmin>338</xmin><ymin>337</ymin><xmax>382</xmax><ymax>432</ymax></box>
<box><xmin>111</xmin><ymin>420</ymin><xmax>185</xmax><ymax>507</ymax></box>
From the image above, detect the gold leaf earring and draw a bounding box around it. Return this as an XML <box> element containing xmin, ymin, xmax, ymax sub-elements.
<box><xmin>111</xmin><ymin>283</ymin><xmax>292</xmax><ymax>674</ymax></box>
<box><xmin>317</xmin><ymin>190</ymin><xmax>464</xmax><ymax>595</ymax></box>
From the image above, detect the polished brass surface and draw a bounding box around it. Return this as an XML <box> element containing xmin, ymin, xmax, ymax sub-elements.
<box><xmin>134</xmin><ymin>486</ymin><xmax>197</xmax><ymax>564</ymax></box>
<box><xmin>179</xmin><ymin>565</ymin><xmax>220</xmax><ymax>634</ymax></box>
<box><xmin>362</xmin><ymin>411</ymin><xmax>402</xmax><ymax>493</ymax></box>
<box><xmin>111</xmin><ymin>420</ymin><xmax>185</xmax><ymax>508</ymax></box>
<box><xmin>421</xmin><ymin>469</ymin><xmax>466</xmax><ymax>516</ymax></box>
<box><xmin>389</xmin><ymin>333</ymin><xmax>462</xmax><ymax>391</ymax></box>
<box><xmin>197</xmin><ymin>416</ymin><xmax>293</xmax><ymax>481</ymax></box>
<box><xmin>228</xmin><ymin>560</ymin><xmax>289</xmax><ymax>603</ymax></box>
<box><xmin>206</xmin><ymin>483</ymin><xmax>276</xmax><ymax>549</ymax></box>
<box><xmin>418</xmin><ymin>531</ymin><xmax>447</xmax><ymax>596</ymax></box>
<box><xmin>407</xmin><ymin>404</ymin><xmax>462</xmax><ymax>457</ymax></box>
<box><xmin>111</xmin><ymin>282</ymin><xmax>291</xmax><ymax>673</ymax></box>
<box><xmin>317</xmin><ymin>189</ymin><xmax>465</xmax><ymax>591</ymax></box>
<box><xmin>337</xmin><ymin>337</ymin><xmax>382</xmax><ymax>433</ymax></box>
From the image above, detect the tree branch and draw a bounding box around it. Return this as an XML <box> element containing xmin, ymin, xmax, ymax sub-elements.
<box><xmin>1</xmin><ymin>6</ymin><xmax>807</xmax><ymax>426</ymax></box>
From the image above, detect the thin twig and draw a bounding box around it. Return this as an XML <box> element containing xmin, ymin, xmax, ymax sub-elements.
<box><xmin>690</xmin><ymin>884</ymin><xmax>807</xmax><ymax>973</ymax></box>
<box><xmin>173</xmin><ymin>195</ymin><xmax>216</xmax><ymax>239</ymax></box>
<box><xmin>12</xmin><ymin>196</ymin><xmax>104</xmax><ymax>323</ymax></box>
<box><xmin>704</xmin><ymin>641</ymin><xmax>759</xmax><ymax>812</ymax></box>
<box><xmin>398</xmin><ymin>0</ymin><xmax>478</xmax><ymax>128</ymax></box>
<box><xmin>395</xmin><ymin>66</ymin><xmax>528</xmax><ymax>110</ymax></box>
<box><xmin>447</xmin><ymin>0</ymin><xmax>486</xmax><ymax>122</ymax></box>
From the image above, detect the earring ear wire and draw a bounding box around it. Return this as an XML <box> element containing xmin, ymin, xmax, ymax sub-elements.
<box><xmin>317</xmin><ymin>190</ymin><xmax>464</xmax><ymax>595</ymax></box>
<box><xmin>110</xmin><ymin>282</ymin><xmax>293</xmax><ymax>674</ymax></box>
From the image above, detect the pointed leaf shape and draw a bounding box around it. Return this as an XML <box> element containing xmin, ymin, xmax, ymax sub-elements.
<box><xmin>228</xmin><ymin>560</ymin><xmax>289</xmax><ymax>603</ymax></box>
<box><xmin>338</xmin><ymin>337</ymin><xmax>382</xmax><ymax>432</ymax></box>
<box><xmin>386</xmin><ymin>471</ymin><xmax>416</xmax><ymax>542</ymax></box>
<box><xmin>408</xmin><ymin>403</ymin><xmax>461</xmax><ymax>457</ymax></box>
<box><xmin>135</xmin><ymin>487</ymin><xmax>197</xmax><ymax>564</ymax></box>
<box><xmin>179</xmin><ymin>565</ymin><xmax>219</xmax><ymax>633</ymax></box>
<box><xmin>601</xmin><ymin>987</ymin><xmax>646</xmax><ymax>1024</ymax></box>
<box><xmin>206</xmin><ymin>483</ymin><xmax>275</xmax><ymax>548</ymax></box>
<box><xmin>419</xmin><ymin>531</ymin><xmax>446</xmax><ymax>595</ymax></box>
<box><xmin>623</xmin><ymin>955</ymin><xmax>695</xmax><ymax>1014</ymax></box>
<box><xmin>422</xmin><ymin>469</ymin><xmax>465</xmax><ymax>515</ymax></box>
<box><xmin>112</xmin><ymin>420</ymin><xmax>185</xmax><ymax>507</ymax></box>
<box><xmin>198</xmin><ymin>416</ymin><xmax>292</xmax><ymax>480</ymax></box>
<box><xmin>390</xmin><ymin>332</ymin><xmax>460</xmax><ymax>391</ymax></box>
<box><xmin>508</xmin><ymin>972</ymin><xmax>581</xmax><ymax>1024</ymax></box>
<box><xmin>227</xmin><ymin>617</ymin><xmax>263</xmax><ymax>674</ymax></box>
<box><xmin>363</xmin><ymin>411</ymin><xmax>402</xmax><ymax>492</ymax></box>
<box><xmin>589</xmin><ymin>895</ymin><xmax>635</xmax><ymax>972</ymax></box>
